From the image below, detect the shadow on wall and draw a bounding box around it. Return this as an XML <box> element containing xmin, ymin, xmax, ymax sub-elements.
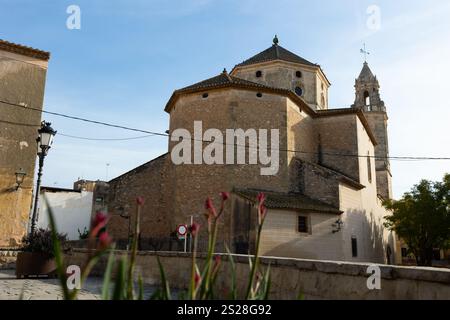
<box><xmin>345</xmin><ymin>208</ymin><xmax>393</xmax><ymax>264</ymax></box>
<box><xmin>260</xmin><ymin>209</ymin><xmax>393</xmax><ymax>264</ymax></box>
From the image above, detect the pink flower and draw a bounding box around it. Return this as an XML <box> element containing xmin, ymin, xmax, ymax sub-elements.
<box><xmin>259</xmin><ymin>206</ymin><xmax>267</xmax><ymax>220</ymax></box>
<box><xmin>98</xmin><ymin>231</ymin><xmax>112</xmax><ymax>249</ymax></box>
<box><xmin>90</xmin><ymin>212</ymin><xmax>109</xmax><ymax>238</ymax></box>
<box><xmin>257</xmin><ymin>192</ymin><xmax>267</xmax><ymax>222</ymax></box>
<box><xmin>93</xmin><ymin>211</ymin><xmax>108</xmax><ymax>227</ymax></box>
<box><xmin>136</xmin><ymin>196</ymin><xmax>145</xmax><ymax>206</ymax></box>
<box><xmin>205</xmin><ymin>197</ymin><xmax>217</xmax><ymax>217</ymax></box>
<box><xmin>220</xmin><ymin>192</ymin><xmax>230</xmax><ymax>201</ymax></box>
<box><xmin>257</xmin><ymin>192</ymin><xmax>266</xmax><ymax>205</ymax></box>
<box><xmin>194</xmin><ymin>270</ymin><xmax>202</xmax><ymax>288</ymax></box>
<box><xmin>189</xmin><ymin>222</ymin><xmax>200</xmax><ymax>237</ymax></box>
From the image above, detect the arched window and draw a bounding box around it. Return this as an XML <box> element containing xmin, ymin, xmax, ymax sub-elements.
<box><xmin>367</xmin><ymin>151</ymin><xmax>372</xmax><ymax>183</ymax></box>
<box><xmin>256</xmin><ymin>70</ymin><xmax>262</xmax><ymax>78</ymax></box>
<box><xmin>364</xmin><ymin>91</ymin><xmax>370</xmax><ymax>106</ymax></box>
<box><xmin>296</xmin><ymin>71</ymin><xmax>302</xmax><ymax>78</ymax></box>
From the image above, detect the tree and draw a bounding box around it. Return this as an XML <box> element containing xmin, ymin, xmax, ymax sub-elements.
<box><xmin>384</xmin><ymin>174</ymin><xmax>450</xmax><ymax>266</ymax></box>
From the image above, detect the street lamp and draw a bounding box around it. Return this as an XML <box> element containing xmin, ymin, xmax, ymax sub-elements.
<box><xmin>118</xmin><ymin>206</ymin><xmax>132</xmax><ymax>250</ymax></box>
<box><xmin>30</xmin><ymin>121</ymin><xmax>56</xmax><ymax>235</ymax></box>
<box><xmin>15</xmin><ymin>168</ymin><xmax>26</xmax><ymax>190</ymax></box>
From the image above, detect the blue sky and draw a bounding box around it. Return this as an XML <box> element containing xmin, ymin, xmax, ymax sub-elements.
<box><xmin>1</xmin><ymin>0</ymin><xmax>449</xmax><ymax>198</ymax></box>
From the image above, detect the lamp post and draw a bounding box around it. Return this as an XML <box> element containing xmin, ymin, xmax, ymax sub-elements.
<box><xmin>118</xmin><ymin>206</ymin><xmax>132</xmax><ymax>250</ymax></box>
<box><xmin>15</xmin><ymin>168</ymin><xmax>26</xmax><ymax>190</ymax></box>
<box><xmin>30</xmin><ymin>121</ymin><xmax>56</xmax><ymax>235</ymax></box>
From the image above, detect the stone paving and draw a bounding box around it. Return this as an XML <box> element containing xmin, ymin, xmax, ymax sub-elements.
<box><xmin>0</xmin><ymin>270</ymin><xmax>157</xmax><ymax>300</ymax></box>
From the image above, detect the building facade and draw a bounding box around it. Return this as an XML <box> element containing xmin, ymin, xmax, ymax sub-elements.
<box><xmin>0</xmin><ymin>40</ymin><xmax>50</xmax><ymax>247</ymax></box>
<box><xmin>107</xmin><ymin>37</ymin><xmax>398</xmax><ymax>264</ymax></box>
<box><xmin>37</xmin><ymin>186</ymin><xmax>93</xmax><ymax>240</ymax></box>
<box><xmin>35</xmin><ymin>181</ymin><xmax>109</xmax><ymax>241</ymax></box>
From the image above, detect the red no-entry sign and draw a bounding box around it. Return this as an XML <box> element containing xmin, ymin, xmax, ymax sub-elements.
<box><xmin>177</xmin><ymin>224</ymin><xmax>187</xmax><ymax>238</ymax></box>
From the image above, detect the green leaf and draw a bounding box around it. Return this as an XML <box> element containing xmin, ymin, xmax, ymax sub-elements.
<box><xmin>225</xmin><ymin>244</ymin><xmax>237</xmax><ymax>300</ymax></box>
<box><xmin>112</xmin><ymin>257</ymin><xmax>127</xmax><ymax>300</ymax></box>
<box><xmin>156</xmin><ymin>256</ymin><xmax>171</xmax><ymax>300</ymax></box>
<box><xmin>261</xmin><ymin>264</ymin><xmax>271</xmax><ymax>300</ymax></box>
<box><xmin>137</xmin><ymin>274</ymin><xmax>144</xmax><ymax>300</ymax></box>
<box><xmin>101</xmin><ymin>247</ymin><xmax>116</xmax><ymax>300</ymax></box>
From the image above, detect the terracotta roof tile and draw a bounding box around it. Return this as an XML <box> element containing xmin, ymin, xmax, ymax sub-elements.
<box><xmin>0</xmin><ymin>39</ymin><xmax>50</xmax><ymax>61</ymax></box>
<box><xmin>233</xmin><ymin>188</ymin><xmax>342</xmax><ymax>214</ymax></box>
<box><xmin>235</xmin><ymin>44</ymin><xmax>317</xmax><ymax>68</ymax></box>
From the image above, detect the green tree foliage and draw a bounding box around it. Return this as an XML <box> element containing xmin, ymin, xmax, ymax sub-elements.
<box><xmin>384</xmin><ymin>174</ymin><xmax>450</xmax><ymax>266</ymax></box>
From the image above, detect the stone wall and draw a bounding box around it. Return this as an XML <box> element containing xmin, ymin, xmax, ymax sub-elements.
<box><xmin>231</xmin><ymin>60</ymin><xmax>329</xmax><ymax>110</ymax></box>
<box><xmin>364</xmin><ymin>111</ymin><xmax>392</xmax><ymax>199</ymax></box>
<box><xmin>0</xmin><ymin>45</ymin><xmax>49</xmax><ymax>247</ymax></box>
<box><xmin>65</xmin><ymin>249</ymin><xmax>450</xmax><ymax>300</ymax></box>
<box><xmin>107</xmin><ymin>153</ymin><xmax>172</xmax><ymax>240</ymax></box>
<box><xmin>314</xmin><ymin>115</ymin><xmax>360</xmax><ymax>181</ymax></box>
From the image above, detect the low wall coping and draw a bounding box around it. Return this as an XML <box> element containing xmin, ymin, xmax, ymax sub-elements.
<box><xmin>70</xmin><ymin>248</ymin><xmax>450</xmax><ymax>285</ymax></box>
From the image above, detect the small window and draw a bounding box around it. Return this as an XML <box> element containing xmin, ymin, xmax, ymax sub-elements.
<box><xmin>202</xmin><ymin>93</ymin><xmax>209</xmax><ymax>99</ymax></box>
<box><xmin>295</xmin><ymin>71</ymin><xmax>302</xmax><ymax>78</ymax></box>
<box><xmin>256</xmin><ymin>92</ymin><xmax>262</xmax><ymax>98</ymax></box>
<box><xmin>351</xmin><ymin>236</ymin><xmax>358</xmax><ymax>257</ymax></box>
<box><xmin>321</xmin><ymin>83</ymin><xmax>324</xmax><ymax>90</ymax></box>
<box><xmin>294</xmin><ymin>86</ymin><xmax>303</xmax><ymax>96</ymax></box>
<box><xmin>95</xmin><ymin>197</ymin><xmax>104</xmax><ymax>203</ymax></box>
<box><xmin>367</xmin><ymin>152</ymin><xmax>372</xmax><ymax>183</ymax></box>
<box><xmin>297</xmin><ymin>216</ymin><xmax>308</xmax><ymax>233</ymax></box>
<box><xmin>256</xmin><ymin>70</ymin><xmax>262</xmax><ymax>78</ymax></box>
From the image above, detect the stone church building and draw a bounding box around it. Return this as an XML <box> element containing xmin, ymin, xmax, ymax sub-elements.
<box><xmin>108</xmin><ymin>37</ymin><xmax>398</xmax><ymax>264</ymax></box>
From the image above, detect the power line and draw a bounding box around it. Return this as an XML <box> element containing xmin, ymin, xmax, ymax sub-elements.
<box><xmin>58</xmin><ymin>133</ymin><xmax>157</xmax><ymax>141</ymax></box>
<box><xmin>0</xmin><ymin>99</ymin><xmax>167</xmax><ymax>137</ymax></box>
<box><xmin>1</xmin><ymin>98</ymin><xmax>450</xmax><ymax>161</ymax></box>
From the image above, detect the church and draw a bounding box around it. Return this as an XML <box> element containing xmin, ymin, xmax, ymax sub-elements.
<box><xmin>107</xmin><ymin>36</ymin><xmax>398</xmax><ymax>264</ymax></box>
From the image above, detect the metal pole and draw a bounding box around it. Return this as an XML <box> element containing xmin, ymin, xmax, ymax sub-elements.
<box><xmin>30</xmin><ymin>154</ymin><xmax>44</xmax><ymax>235</ymax></box>
<box><xmin>189</xmin><ymin>215</ymin><xmax>193</xmax><ymax>252</ymax></box>
<box><xmin>127</xmin><ymin>215</ymin><xmax>131</xmax><ymax>251</ymax></box>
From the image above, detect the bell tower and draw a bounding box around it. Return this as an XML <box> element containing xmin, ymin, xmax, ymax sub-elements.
<box><xmin>352</xmin><ymin>61</ymin><xmax>392</xmax><ymax>199</ymax></box>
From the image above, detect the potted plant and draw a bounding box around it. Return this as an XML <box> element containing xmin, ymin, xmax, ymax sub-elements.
<box><xmin>16</xmin><ymin>228</ymin><xmax>68</xmax><ymax>279</ymax></box>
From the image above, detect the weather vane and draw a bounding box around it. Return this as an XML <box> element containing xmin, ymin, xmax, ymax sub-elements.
<box><xmin>360</xmin><ymin>43</ymin><xmax>370</xmax><ymax>62</ymax></box>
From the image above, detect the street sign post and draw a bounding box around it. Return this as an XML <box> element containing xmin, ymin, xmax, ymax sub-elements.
<box><xmin>176</xmin><ymin>224</ymin><xmax>188</xmax><ymax>252</ymax></box>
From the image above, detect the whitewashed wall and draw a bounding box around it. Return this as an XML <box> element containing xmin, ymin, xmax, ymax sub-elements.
<box><xmin>37</xmin><ymin>190</ymin><xmax>93</xmax><ymax>240</ymax></box>
<box><xmin>338</xmin><ymin>118</ymin><xmax>397</xmax><ymax>264</ymax></box>
<box><xmin>260</xmin><ymin>209</ymin><xmax>344</xmax><ymax>260</ymax></box>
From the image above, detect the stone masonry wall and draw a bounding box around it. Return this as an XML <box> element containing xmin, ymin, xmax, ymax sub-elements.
<box><xmin>167</xmin><ymin>88</ymin><xmax>291</xmax><ymax>248</ymax></box>
<box><xmin>314</xmin><ymin>115</ymin><xmax>360</xmax><ymax>182</ymax></box>
<box><xmin>107</xmin><ymin>153</ymin><xmax>173</xmax><ymax>240</ymax></box>
<box><xmin>0</xmin><ymin>49</ymin><xmax>48</xmax><ymax>247</ymax></box>
<box><xmin>65</xmin><ymin>249</ymin><xmax>450</xmax><ymax>300</ymax></box>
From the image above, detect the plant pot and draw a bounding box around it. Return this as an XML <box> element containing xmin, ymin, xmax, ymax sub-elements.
<box><xmin>15</xmin><ymin>252</ymin><xmax>57</xmax><ymax>279</ymax></box>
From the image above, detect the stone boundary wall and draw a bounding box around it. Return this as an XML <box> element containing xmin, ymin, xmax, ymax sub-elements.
<box><xmin>0</xmin><ymin>249</ymin><xmax>18</xmax><ymax>270</ymax></box>
<box><xmin>65</xmin><ymin>249</ymin><xmax>450</xmax><ymax>300</ymax></box>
